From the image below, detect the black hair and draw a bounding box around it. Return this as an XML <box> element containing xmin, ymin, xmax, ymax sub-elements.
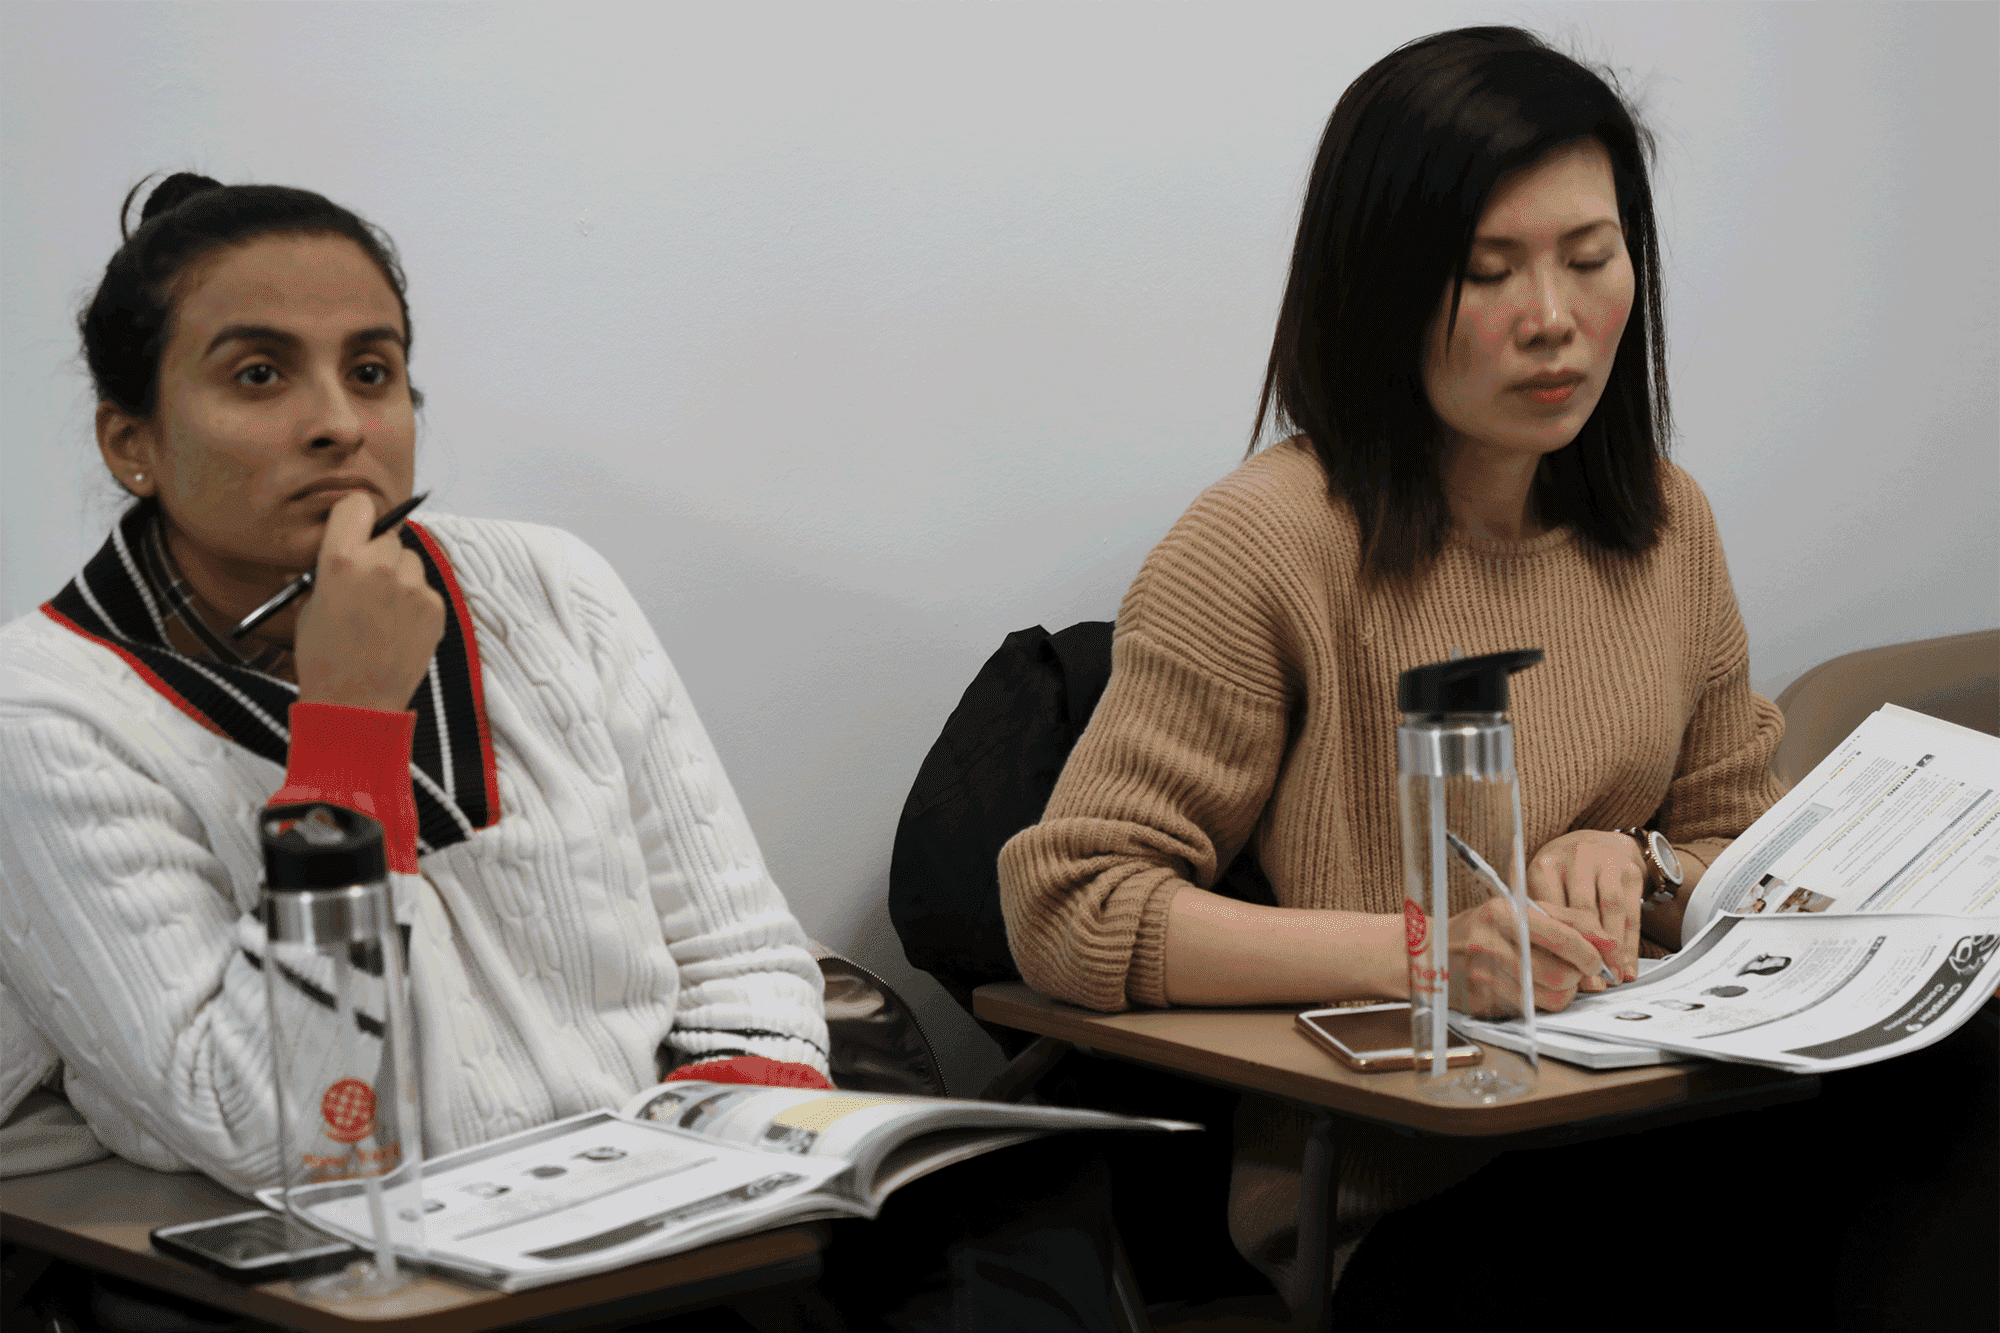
<box><xmin>78</xmin><ymin>172</ymin><xmax>423</xmax><ymax>421</ymax></box>
<box><xmin>1251</xmin><ymin>26</ymin><xmax>1670</xmax><ymax>584</ymax></box>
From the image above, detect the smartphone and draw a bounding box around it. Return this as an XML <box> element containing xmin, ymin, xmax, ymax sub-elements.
<box><xmin>150</xmin><ymin>1210</ymin><xmax>361</xmax><ymax>1283</ymax></box>
<box><xmin>1295</xmin><ymin>1002</ymin><xmax>1481</xmax><ymax>1072</ymax></box>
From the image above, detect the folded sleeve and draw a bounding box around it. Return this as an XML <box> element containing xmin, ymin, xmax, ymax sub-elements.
<box><xmin>270</xmin><ymin>703</ymin><xmax>421</xmax><ymax>872</ymax></box>
<box><xmin>555</xmin><ymin>533</ymin><xmax>830</xmax><ymax>1077</ymax></box>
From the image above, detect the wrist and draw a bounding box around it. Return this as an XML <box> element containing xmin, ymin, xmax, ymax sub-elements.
<box><xmin>1619</xmin><ymin>827</ymin><xmax>1683</xmax><ymax>902</ymax></box>
<box><xmin>1368</xmin><ymin>912</ymin><xmax>1415</xmax><ymax>1001</ymax></box>
<box><xmin>296</xmin><ymin>681</ymin><xmax>419</xmax><ymax>713</ymax></box>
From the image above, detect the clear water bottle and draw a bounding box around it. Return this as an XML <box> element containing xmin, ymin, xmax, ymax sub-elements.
<box><xmin>261</xmin><ymin>802</ymin><xmax>423</xmax><ymax>1295</ymax></box>
<box><xmin>1396</xmin><ymin>649</ymin><xmax>1542</xmax><ymax>1103</ymax></box>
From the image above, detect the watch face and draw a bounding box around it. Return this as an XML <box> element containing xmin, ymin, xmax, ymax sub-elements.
<box><xmin>1648</xmin><ymin>830</ymin><xmax>1683</xmax><ymax>882</ymax></box>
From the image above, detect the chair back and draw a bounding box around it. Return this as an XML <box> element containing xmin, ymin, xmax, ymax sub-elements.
<box><xmin>811</xmin><ymin>943</ymin><xmax>948</xmax><ymax>1098</ymax></box>
<box><xmin>888</xmin><ymin>621</ymin><xmax>1278</xmax><ymax>1055</ymax></box>
<box><xmin>1772</xmin><ymin>629</ymin><xmax>1999</xmax><ymax>786</ymax></box>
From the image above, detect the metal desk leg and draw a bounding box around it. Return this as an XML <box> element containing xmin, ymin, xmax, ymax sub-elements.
<box><xmin>978</xmin><ymin>1035</ymin><xmax>1074</xmax><ymax>1104</ymax></box>
<box><xmin>1109</xmin><ymin>1230</ymin><xmax>1153</xmax><ymax>1333</ymax></box>
<box><xmin>1293</xmin><ymin>1109</ymin><xmax>1340</xmax><ymax>1333</ymax></box>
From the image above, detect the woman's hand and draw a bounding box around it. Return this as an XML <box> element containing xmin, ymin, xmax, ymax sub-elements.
<box><xmin>1448</xmin><ymin>895</ymin><xmax>1620</xmax><ymax>1016</ymax></box>
<box><xmin>1527</xmin><ymin>830</ymin><xmax>1646</xmax><ymax>983</ymax></box>
<box><xmin>294</xmin><ymin>492</ymin><xmax>444</xmax><ymax>712</ymax></box>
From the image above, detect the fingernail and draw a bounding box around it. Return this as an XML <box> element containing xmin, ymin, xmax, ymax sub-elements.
<box><xmin>1625</xmin><ymin>968</ymin><xmax>1637</xmax><ymax>983</ymax></box>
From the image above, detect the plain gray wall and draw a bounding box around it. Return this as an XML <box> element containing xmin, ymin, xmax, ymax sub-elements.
<box><xmin>4</xmin><ymin>2</ymin><xmax>1996</xmax><ymax>1096</ymax></box>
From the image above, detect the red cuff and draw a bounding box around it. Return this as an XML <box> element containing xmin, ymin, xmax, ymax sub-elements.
<box><xmin>271</xmin><ymin>703</ymin><xmax>420</xmax><ymax>873</ymax></box>
<box><xmin>664</xmin><ymin>1055</ymin><xmax>834</xmax><ymax>1090</ymax></box>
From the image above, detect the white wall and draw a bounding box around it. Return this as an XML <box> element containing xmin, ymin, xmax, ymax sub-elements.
<box><xmin>4</xmin><ymin>1</ymin><xmax>1994</xmax><ymax>1096</ymax></box>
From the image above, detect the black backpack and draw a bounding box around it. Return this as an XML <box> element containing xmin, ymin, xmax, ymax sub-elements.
<box><xmin>889</xmin><ymin>621</ymin><xmax>1275</xmax><ymax>1051</ymax></box>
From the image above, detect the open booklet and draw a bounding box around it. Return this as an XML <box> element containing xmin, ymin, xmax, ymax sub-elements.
<box><xmin>1452</xmin><ymin>959</ymin><xmax>1691</xmax><ymax>1069</ymax></box>
<box><xmin>1456</xmin><ymin>704</ymin><xmax>2000</xmax><ymax>1070</ymax></box>
<box><xmin>257</xmin><ymin>1082</ymin><xmax>1195</xmax><ymax>1292</ymax></box>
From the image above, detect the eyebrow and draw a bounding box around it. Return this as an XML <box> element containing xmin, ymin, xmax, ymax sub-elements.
<box><xmin>1471</xmin><ymin>219</ymin><xmax>1621</xmax><ymax>249</ymax></box>
<box><xmin>202</xmin><ymin>324</ymin><xmax>406</xmax><ymax>358</ymax></box>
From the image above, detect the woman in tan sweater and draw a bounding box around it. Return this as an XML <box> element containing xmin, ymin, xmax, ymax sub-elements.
<box><xmin>1001</xmin><ymin>24</ymin><xmax>1781</xmax><ymax>1046</ymax></box>
<box><xmin>999</xmin><ymin>25</ymin><xmax>1788</xmax><ymax>1310</ymax></box>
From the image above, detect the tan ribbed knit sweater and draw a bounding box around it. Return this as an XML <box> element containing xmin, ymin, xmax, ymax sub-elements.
<box><xmin>1000</xmin><ymin>438</ymin><xmax>1784</xmax><ymax>1012</ymax></box>
<box><xmin>997</xmin><ymin>439</ymin><xmax>1787</xmax><ymax>1305</ymax></box>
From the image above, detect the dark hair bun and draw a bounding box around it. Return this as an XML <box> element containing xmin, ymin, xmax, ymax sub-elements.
<box><xmin>85</xmin><ymin>177</ymin><xmax>422</xmax><ymax>420</ymax></box>
<box><xmin>123</xmin><ymin>172</ymin><xmax>225</xmax><ymax>238</ymax></box>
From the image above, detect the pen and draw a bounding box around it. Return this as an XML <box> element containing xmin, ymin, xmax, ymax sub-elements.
<box><xmin>1442</xmin><ymin>829</ymin><xmax>1621</xmax><ymax>986</ymax></box>
<box><xmin>230</xmin><ymin>492</ymin><xmax>430</xmax><ymax>640</ymax></box>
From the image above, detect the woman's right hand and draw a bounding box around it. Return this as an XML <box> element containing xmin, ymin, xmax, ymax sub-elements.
<box><xmin>1447</xmin><ymin>896</ymin><xmax>1620</xmax><ymax>1016</ymax></box>
<box><xmin>294</xmin><ymin>492</ymin><xmax>444</xmax><ymax>712</ymax></box>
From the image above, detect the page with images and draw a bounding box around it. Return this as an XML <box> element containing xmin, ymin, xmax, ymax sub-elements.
<box><xmin>261</xmin><ymin>1111</ymin><xmax>850</xmax><ymax>1291</ymax></box>
<box><xmin>624</xmin><ymin>1083</ymin><xmax>925</xmax><ymax>1165</ymax></box>
<box><xmin>622</xmin><ymin>1082</ymin><xmax>1197</xmax><ymax>1204</ymax></box>
<box><xmin>1683</xmin><ymin>705</ymin><xmax>2000</xmax><ymax>938</ymax></box>
<box><xmin>1451</xmin><ymin>960</ymin><xmax>1693</xmax><ymax>1069</ymax></box>
<box><xmin>1533</xmin><ymin>912</ymin><xmax>2000</xmax><ymax>1072</ymax></box>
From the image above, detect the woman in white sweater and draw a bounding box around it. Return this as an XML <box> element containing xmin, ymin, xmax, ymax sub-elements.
<box><xmin>1</xmin><ymin>174</ymin><xmax>1120</xmax><ymax>1333</ymax></box>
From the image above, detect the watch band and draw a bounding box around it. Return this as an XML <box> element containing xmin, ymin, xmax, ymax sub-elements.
<box><xmin>1620</xmin><ymin>827</ymin><xmax>1680</xmax><ymax>904</ymax></box>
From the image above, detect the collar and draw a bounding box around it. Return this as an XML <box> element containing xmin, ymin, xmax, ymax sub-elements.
<box><xmin>42</xmin><ymin>500</ymin><xmax>500</xmax><ymax>856</ymax></box>
<box><xmin>137</xmin><ymin>511</ymin><xmax>294</xmax><ymax>676</ymax></box>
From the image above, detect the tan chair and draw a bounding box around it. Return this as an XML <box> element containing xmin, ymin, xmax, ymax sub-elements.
<box><xmin>1771</xmin><ymin>629</ymin><xmax>2000</xmax><ymax>786</ymax></box>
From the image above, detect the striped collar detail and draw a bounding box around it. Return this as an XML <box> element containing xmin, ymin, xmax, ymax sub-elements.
<box><xmin>42</xmin><ymin>502</ymin><xmax>500</xmax><ymax>856</ymax></box>
<box><xmin>136</xmin><ymin>513</ymin><xmax>294</xmax><ymax>675</ymax></box>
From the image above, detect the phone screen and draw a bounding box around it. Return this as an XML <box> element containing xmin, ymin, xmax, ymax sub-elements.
<box><xmin>181</xmin><ymin>1214</ymin><xmax>294</xmax><ymax>1263</ymax></box>
<box><xmin>152</xmin><ymin>1210</ymin><xmax>359</xmax><ymax>1280</ymax></box>
<box><xmin>1305</xmin><ymin>1005</ymin><xmax>1417</xmax><ymax>1057</ymax></box>
<box><xmin>1296</xmin><ymin>1003</ymin><xmax>1480</xmax><ymax>1071</ymax></box>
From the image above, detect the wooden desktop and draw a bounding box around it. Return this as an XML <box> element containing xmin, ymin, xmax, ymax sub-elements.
<box><xmin>973</xmin><ymin>981</ymin><xmax>1820</xmax><ymax>1333</ymax></box>
<box><xmin>2</xmin><ymin>1154</ymin><xmax>821</xmax><ymax>1333</ymax></box>
<box><xmin>972</xmin><ymin>982</ymin><xmax>1815</xmax><ymax>1138</ymax></box>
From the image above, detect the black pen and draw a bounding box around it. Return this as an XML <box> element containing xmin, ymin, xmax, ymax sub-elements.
<box><xmin>230</xmin><ymin>492</ymin><xmax>430</xmax><ymax>640</ymax></box>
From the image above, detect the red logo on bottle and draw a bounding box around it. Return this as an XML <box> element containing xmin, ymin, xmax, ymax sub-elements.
<box><xmin>1404</xmin><ymin>901</ymin><xmax>1429</xmax><ymax>956</ymax></box>
<box><xmin>321</xmin><ymin>1078</ymin><xmax>377</xmax><ymax>1144</ymax></box>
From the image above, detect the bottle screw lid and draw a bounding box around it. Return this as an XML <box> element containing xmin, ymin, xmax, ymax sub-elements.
<box><xmin>1397</xmin><ymin>648</ymin><xmax>1544</xmax><ymax>715</ymax></box>
<box><xmin>260</xmin><ymin>803</ymin><xmax>386</xmax><ymax>890</ymax></box>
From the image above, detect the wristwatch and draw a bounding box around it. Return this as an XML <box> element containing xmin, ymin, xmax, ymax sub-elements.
<box><xmin>1620</xmin><ymin>827</ymin><xmax>1683</xmax><ymax>905</ymax></box>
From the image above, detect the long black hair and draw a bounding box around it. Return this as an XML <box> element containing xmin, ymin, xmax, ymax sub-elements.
<box><xmin>79</xmin><ymin>172</ymin><xmax>423</xmax><ymax>421</ymax></box>
<box><xmin>1252</xmin><ymin>26</ymin><xmax>1670</xmax><ymax>584</ymax></box>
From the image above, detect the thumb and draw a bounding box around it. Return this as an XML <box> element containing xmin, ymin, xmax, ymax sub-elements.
<box><xmin>318</xmin><ymin>492</ymin><xmax>378</xmax><ymax>559</ymax></box>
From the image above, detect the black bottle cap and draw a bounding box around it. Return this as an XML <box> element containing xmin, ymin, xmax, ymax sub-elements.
<box><xmin>1397</xmin><ymin>649</ymin><xmax>1544</xmax><ymax>715</ymax></box>
<box><xmin>260</xmin><ymin>802</ymin><xmax>386</xmax><ymax>890</ymax></box>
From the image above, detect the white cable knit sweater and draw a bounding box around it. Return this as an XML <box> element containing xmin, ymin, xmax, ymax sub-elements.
<box><xmin>0</xmin><ymin>514</ymin><xmax>828</xmax><ymax>1196</ymax></box>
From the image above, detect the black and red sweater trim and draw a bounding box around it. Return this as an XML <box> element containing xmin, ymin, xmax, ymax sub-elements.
<box><xmin>42</xmin><ymin>502</ymin><xmax>499</xmax><ymax>866</ymax></box>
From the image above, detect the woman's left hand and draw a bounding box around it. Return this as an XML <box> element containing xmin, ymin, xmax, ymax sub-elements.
<box><xmin>1527</xmin><ymin>831</ymin><xmax>1646</xmax><ymax>983</ymax></box>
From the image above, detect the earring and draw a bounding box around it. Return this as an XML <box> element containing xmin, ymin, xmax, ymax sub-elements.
<box><xmin>133</xmin><ymin>472</ymin><xmax>146</xmax><ymax>484</ymax></box>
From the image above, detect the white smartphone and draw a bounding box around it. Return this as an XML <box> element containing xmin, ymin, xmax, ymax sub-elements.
<box><xmin>1295</xmin><ymin>1002</ymin><xmax>1481</xmax><ymax>1073</ymax></box>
